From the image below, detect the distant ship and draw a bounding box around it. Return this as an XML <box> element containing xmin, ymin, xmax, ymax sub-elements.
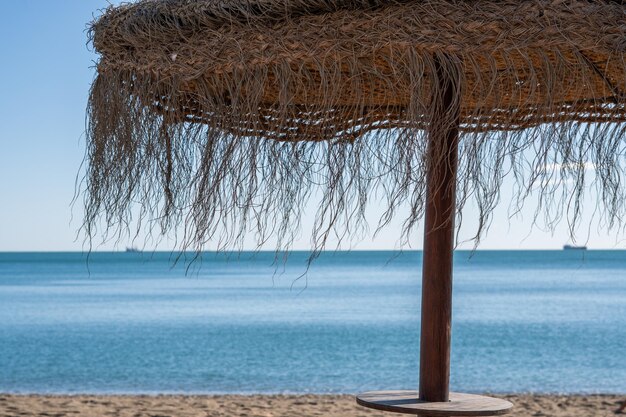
<box><xmin>563</xmin><ymin>244</ymin><xmax>587</xmax><ymax>250</ymax></box>
<box><xmin>125</xmin><ymin>247</ymin><xmax>142</xmax><ymax>253</ymax></box>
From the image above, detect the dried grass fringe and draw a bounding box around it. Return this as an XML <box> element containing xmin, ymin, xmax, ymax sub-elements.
<box><xmin>82</xmin><ymin>0</ymin><xmax>626</xmax><ymax>257</ymax></box>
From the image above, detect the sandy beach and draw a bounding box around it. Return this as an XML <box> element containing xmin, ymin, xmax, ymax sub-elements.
<box><xmin>1</xmin><ymin>394</ymin><xmax>624</xmax><ymax>417</ymax></box>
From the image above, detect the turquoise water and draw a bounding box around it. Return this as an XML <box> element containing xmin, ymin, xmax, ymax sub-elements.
<box><xmin>0</xmin><ymin>251</ymin><xmax>625</xmax><ymax>394</ymax></box>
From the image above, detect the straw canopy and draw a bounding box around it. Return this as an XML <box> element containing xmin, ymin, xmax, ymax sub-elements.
<box><xmin>85</xmin><ymin>0</ymin><xmax>626</xmax><ymax>252</ymax></box>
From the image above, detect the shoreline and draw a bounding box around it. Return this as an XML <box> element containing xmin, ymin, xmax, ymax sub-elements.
<box><xmin>1</xmin><ymin>394</ymin><xmax>625</xmax><ymax>416</ymax></box>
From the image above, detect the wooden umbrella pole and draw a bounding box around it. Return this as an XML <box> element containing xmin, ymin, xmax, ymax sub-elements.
<box><xmin>418</xmin><ymin>59</ymin><xmax>460</xmax><ymax>403</ymax></box>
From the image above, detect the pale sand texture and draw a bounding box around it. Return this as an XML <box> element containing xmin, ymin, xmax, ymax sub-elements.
<box><xmin>0</xmin><ymin>394</ymin><xmax>624</xmax><ymax>417</ymax></box>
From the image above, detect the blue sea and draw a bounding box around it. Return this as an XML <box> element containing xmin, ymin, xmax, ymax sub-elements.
<box><xmin>0</xmin><ymin>251</ymin><xmax>625</xmax><ymax>394</ymax></box>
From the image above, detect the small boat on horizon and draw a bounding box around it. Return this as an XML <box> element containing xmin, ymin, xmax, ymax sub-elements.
<box><xmin>563</xmin><ymin>244</ymin><xmax>587</xmax><ymax>250</ymax></box>
<box><xmin>125</xmin><ymin>247</ymin><xmax>142</xmax><ymax>253</ymax></box>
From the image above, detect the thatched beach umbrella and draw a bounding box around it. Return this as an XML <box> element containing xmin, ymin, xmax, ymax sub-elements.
<box><xmin>85</xmin><ymin>0</ymin><xmax>626</xmax><ymax>414</ymax></box>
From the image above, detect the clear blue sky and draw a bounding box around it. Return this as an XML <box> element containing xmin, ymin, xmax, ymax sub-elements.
<box><xmin>0</xmin><ymin>1</ymin><xmax>621</xmax><ymax>251</ymax></box>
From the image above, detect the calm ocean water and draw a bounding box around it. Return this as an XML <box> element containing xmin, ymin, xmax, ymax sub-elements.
<box><xmin>0</xmin><ymin>251</ymin><xmax>625</xmax><ymax>394</ymax></box>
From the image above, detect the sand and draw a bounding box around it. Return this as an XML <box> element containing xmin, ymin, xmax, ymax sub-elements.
<box><xmin>1</xmin><ymin>394</ymin><xmax>625</xmax><ymax>417</ymax></box>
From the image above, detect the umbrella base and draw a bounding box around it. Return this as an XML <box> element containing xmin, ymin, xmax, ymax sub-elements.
<box><xmin>356</xmin><ymin>390</ymin><xmax>513</xmax><ymax>416</ymax></box>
